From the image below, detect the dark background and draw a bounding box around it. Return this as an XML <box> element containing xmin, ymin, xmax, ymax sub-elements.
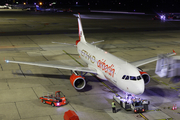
<box><xmin>1</xmin><ymin>0</ymin><xmax>180</xmax><ymax>13</ymax></box>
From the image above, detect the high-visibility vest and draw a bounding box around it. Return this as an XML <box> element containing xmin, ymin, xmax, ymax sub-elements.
<box><xmin>112</xmin><ymin>102</ymin><xmax>116</xmax><ymax>107</ymax></box>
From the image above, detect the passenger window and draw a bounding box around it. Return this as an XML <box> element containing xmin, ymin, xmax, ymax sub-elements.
<box><xmin>125</xmin><ymin>76</ymin><xmax>129</xmax><ymax>80</ymax></box>
<box><xmin>137</xmin><ymin>76</ymin><xmax>141</xmax><ymax>80</ymax></box>
<box><xmin>122</xmin><ymin>75</ymin><xmax>126</xmax><ymax>79</ymax></box>
<box><xmin>130</xmin><ymin>76</ymin><xmax>136</xmax><ymax>80</ymax></box>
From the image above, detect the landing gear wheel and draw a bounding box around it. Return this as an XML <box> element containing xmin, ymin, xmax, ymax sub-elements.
<box><xmin>51</xmin><ymin>103</ymin><xmax>55</xmax><ymax>107</ymax></box>
<box><xmin>120</xmin><ymin>101</ymin><xmax>123</xmax><ymax>107</ymax></box>
<box><xmin>43</xmin><ymin>100</ymin><xmax>46</xmax><ymax>104</ymax></box>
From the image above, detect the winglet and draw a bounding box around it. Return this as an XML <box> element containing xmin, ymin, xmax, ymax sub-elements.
<box><xmin>77</xmin><ymin>13</ymin><xmax>87</xmax><ymax>43</ymax></box>
<box><xmin>4</xmin><ymin>58</ymin><xmax>6</xmax><ymax>63</ymax></box>
<box><xmin>173</xmin><ymin>49</ymin><xmax>176</xmax><ymax>55</ymax></box>
<box><xmin>4</xmin><ymin>58</ymin><xmax>10</xmax><ymax>63</ymax></box>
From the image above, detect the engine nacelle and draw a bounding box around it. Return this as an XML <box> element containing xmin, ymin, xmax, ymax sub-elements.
<box><xmin>70</xmin><ymin>73</ymin><xmax>86</xmax><ymax>90</ymax></box>
<box><xmin>139</xmin><ymin>71</ymin><xmax>150</xmax><ymax>85</ymax></box>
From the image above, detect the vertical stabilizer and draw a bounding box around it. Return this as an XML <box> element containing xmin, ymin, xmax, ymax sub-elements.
<box><xmin>77</xmin><ymin>13</ymin><xmax>87</xmax><ymax>43</ymax></box>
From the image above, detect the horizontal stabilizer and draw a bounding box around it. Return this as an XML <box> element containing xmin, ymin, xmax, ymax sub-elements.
<box><xmin>52</xmin><ymin>42</ymin><xmax>76</xmax><ymax>46</ymax></box>
<box><xmin>90</xmin><ymin>40</ymin><xmax>104</xmax><ymax>45</ymax></box>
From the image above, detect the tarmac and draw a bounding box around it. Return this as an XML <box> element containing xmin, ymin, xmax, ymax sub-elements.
<box><xmin>0</xmin><ymin>9</ymin><xmax>180</xmax><ymax>120</ymax></box>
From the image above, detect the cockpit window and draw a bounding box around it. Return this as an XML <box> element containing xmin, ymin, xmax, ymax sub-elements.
<box><xmin>122</xmin><ymin>75</ymin><xmax>126</xmax><ymax>79</ymax></box>
<box><xmin>130</xmin><ymin>76</ymin><xmax>136</xmax><ymax>80</ymax></box>
<box><xmin>125</xmin><ymin>76</ymin><xmax>129</xmax><ymax>80</ymax></box>
<box><xmin>123</xmin><ymin>75</ymin><xmax>142</xmax><ymax>80</ymax></box>
<box><xmin>137</xmin><ymin>76</ymin><xmax>141</xmax><ymax>80</ymax></box>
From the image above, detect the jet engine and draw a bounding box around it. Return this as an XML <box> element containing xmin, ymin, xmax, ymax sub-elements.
<box><xmin>137</xmin><ymin>67</ymin><xmax>150</xmax><ymax>85</ymax></box>
<box><xmin>70</xmin><ymin>73</ymin><xmax>86</xmax><ymax>90</ymax></box>
<box><xmin>139</xmin><ymin>71</ymin><xmax>150</xmax><ymax>85</ymax></box>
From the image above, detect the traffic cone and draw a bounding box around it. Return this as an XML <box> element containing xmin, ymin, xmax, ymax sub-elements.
<box><xmin>175</xmin><ymin>104</ymin><xmax>177</xmax><ymax>110</ymax></box>
<box><xmin>172</xmin><ymin>104</ymin><xmax>175</xmax><ymax>110</ymax></box>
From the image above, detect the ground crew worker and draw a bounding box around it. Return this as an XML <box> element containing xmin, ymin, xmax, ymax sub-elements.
<box><xmin>112</xmin><ymin>100</ymin><xmax>116</xmax><ymax>113</ymax></box>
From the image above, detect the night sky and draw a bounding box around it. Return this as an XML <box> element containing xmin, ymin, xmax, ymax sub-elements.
<box><xmin>2</xmin><ymin>0</ymin><xmax>180</xmax><ymax>13</ymax></box>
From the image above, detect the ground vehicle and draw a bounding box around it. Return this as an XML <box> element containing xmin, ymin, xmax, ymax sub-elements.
<box><xmin>152</xmin><ymin>15</ymin><xmax>161</xmax><ymax>20</ymax></box>
<box><xmin>39</xmin><ymin>91</ymin><xmax>67</xmax><ymax>107</ymax></box>
<box><xmin>113</xmin><ymin>94</ymin><xmax>149</xmax><ymax>113</ymax></box>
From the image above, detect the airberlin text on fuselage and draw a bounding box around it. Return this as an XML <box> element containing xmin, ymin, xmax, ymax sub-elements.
<box><xmin>97</xmin><ymin>59</ymin><xmax>115</xmax><ymax>77</ymax></box>
<box><xmin>80</xmin><ymin>49</ymin><xmax>115</xmax><ymax>78</ymax></box>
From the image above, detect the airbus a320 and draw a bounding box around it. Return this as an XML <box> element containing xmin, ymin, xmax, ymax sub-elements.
<box><xmin>5</xmin><ymin>13</ymin><xmax>176</xmax><ymax>97</ymax></box>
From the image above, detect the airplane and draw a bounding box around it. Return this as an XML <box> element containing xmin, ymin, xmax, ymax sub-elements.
<box><xmin>5</xmin><ymin>13</ymin><xmax>176</xmax><ymax>97</ymax></box>
<box><xmin>0</xmin><ymin>5</ymin><xmax>10</xmax><ymax>9</ymax></box>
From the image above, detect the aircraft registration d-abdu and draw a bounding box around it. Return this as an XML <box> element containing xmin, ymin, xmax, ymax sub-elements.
<box><xmin>5</xmin><ymin>13</ymin><xmax>176</xmax><ymax>96</ymax></box>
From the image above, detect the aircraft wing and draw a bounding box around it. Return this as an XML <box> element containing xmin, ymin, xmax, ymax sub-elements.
<box><xmin>5</xmin><ymin>60</ymin><xmax>97</xmax><ymax>74</ymax></box>
<box><xmin>130</xmin><ymin>51</ymin><xmax>176</xmax><ymax>67</ymax></box>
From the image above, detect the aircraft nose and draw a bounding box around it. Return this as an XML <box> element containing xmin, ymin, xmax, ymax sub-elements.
<box><xmin>136</xmin><ymin>85</ymin><xmax>144</xmax><ymax>95</ymax></box>
<box><xmin>132</xmin><ymin>82</ymin><xmax>145</xmax><ymax>95</ymax></box>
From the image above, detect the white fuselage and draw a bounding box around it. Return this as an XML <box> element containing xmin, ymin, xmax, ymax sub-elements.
<box><xmin>77</xmin><ymin>41</ymin><xmax>145</xmax><ymax>95</ymax></box>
